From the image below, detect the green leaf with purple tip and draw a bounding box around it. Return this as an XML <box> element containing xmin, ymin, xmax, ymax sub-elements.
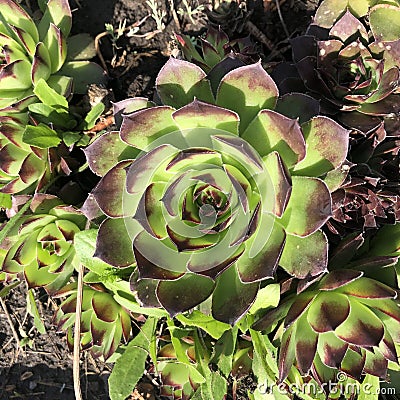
<box><xmin>335</xmin><ymin>298</ymin><xmax>385</xmax><ymax>347</ymax></box>
<box><xmin>172</xmin><ymin>100</ymin><xmax>239</xmax><ymax>134</ymax></box>
<box><xmin>95</xmin><ymin>218</ymin><xmax>136</xmax><ymax>267</ymax></box>
<box><xmin>295</xmin><ymin>314</ymin><xmax>318</xmax><ymax>374</ymax></box>
<box><xmin>280</xmin><ymin>176</ymin><xmax>332</xmax><ymax>237</ymax></box>
<box><xmin>293</xmin><ymin>116</ymin><xmax>349</xmax><ymax>176</ymax></box>
<box><xmin>317</xmin><ymin>332</ymin><xmax>348</xmax><ymax>368</ymax></box>
<box><xmin>120</xmin><ymin>106</ymin><xmax>178</xmax><ymax>149</ymax></box>
<box><xmin>156</xmin><ymin>273</ymin><xmax>215</xmax><ymax>317</ymax></box>
<box><xmin>216</xmin><ymin>62</ymin><xmax>279</xmax><ymax>132</ymax></box>
<box><xmin>307</xmin><ymin>292</ymin><xmax>350</xmax><ymax>333</ymax></box>
<box><xmin>241</xmin><ymin>109</ymin><xmax>305</xmax><ymax>169</ymax></box>
<box><xmin>156</xmin><ymin>58</ymin><xmax>214</xmax><ymax>108</ymax></box>
<box><xmin>38</xmin><ymin>0</ymin><xmax>72</xmax><ymax>39</ymax></box>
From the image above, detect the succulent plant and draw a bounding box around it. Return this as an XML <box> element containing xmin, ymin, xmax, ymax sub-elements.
<box><xmin>253</xmin><ymin>227</ymin><xmax>400</xmax><ymax>384</ymax></box>
<box><xmin>83</xmin><ymin>57</ymin><xmax>350</xmax><ymax>325</ymax></box>
<box><xmin>1</xmin><ymin>194</ymin><xmax>86</xmax><ymax>294</ymax></box>
<box><xmin>285</xmin><ymin>8</ymin><xmax>400</xmax><ymax>134</ymax></box>
<box><xmin>156</xmin><ymin>335</ymin><xmax>202</xmax><ymax>399</ymax></box>
<box><xmin>53</xmin><ymin>282</ymin><xmax>131</xmax><ymax>359</ymax></box>
<box><xmin>206</xmin><ymin>1</ymin><xmax>251</xmax><ymax>37</ymax></box>
<box><xmin>0</xmin><ymin>0</ymin><xmax>106</xmax><ymax>108</ymax></box>
<box><xmin>175</xmin><ymin>26</ymin><xmax>258</xmax><ymax>74</ymax></box>
<box><xmin>0</xmin><ymin>111</ymin><xmax>50</xmax><ymax>193</ymax></box>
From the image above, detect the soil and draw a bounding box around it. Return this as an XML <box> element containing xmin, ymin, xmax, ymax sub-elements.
<box><xmin>0</xmin><ymin>0</ymin><xmax>319</xmax><ymax>399</ymax></box>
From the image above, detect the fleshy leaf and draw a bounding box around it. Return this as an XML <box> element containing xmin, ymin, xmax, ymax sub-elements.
<box><xmin>212</xmin><ymin>264</ymin><xmax>259</xmax><ymax>325</ymax></box>
<box><xmin>336</xmin><ymin>277</ymin><xmax>397</xmax><ymax>299</ymax></box>
<box><xmin>156</xmin><ymin>58</ymin><xmax>214</xmax><ymax>108</ymax></box>
<box><xmin>120</xmin><ymin>106</ymin><xmax>178</xmax><ymax>149</ymax></box>
<box><xmin>0</xmin><ymin>0</ymin><xmax>39</xmax><ymax>42</ymax></box>
<box><xmin>295</xmin><ymin>314</ymin><xmax>318</xmax><ymax>373</ymax></box>
<box><xmin>262</xmin><ymin>152</ymin><xmax>292</xmax><ymax>217</ymax></box>
<box><xmin>216</xmin><ymin>62</ymin><xmax>279</xmax><ymax>132</ymax></box>
<box><xmin>91</xmin><ymin>160</ymin><xmax>135</xmax><ymax>218</ymax></box>
<box><xmin>278</xmin><ymin>326</ymin><xmax>297</xmax><ymax>382</ymax></box>
<box><xmin>280</xmin><ymin>176</ymin><xmax>332</xmax><ymax>237</ymax></box>
<box><xmin>241</xmin><ymin>109</ymin><xmax>305</xmax><ymax>169</ymax></box>
<box><xmin>95</xmin><ymin>218</ymin><xmax>135</xmax><ymax>267</ymax></box>
<box><xmin>307</xmin><ymin>292</ymin><xmax>350</xmax><ymax>333</ymax></box>
<box><xmin>84</xmin><ymin>131</ymin><xmax>138</xmax><ymax>177</ymax></box>
<box><xmin>318</xmin><ymin>269</ymin><xmax>364</xmax><ymax>291</ymax></box>
<box><xmin>236</xmin><ymin>213</ymin><xmax>286</xmax><ymax>282</ymax></box>
<box><xmin>317</xmin><ymin>332</ymin><xmax>348</xmax><ymax>368</ymax></box>
<box><xmin>370</xmin><ymin>5</ymin><xmax>400</xmax><ymax>41</ymax></box>
<box><xmin>279</xmin><ymin>230</ymin><xmax>328</xmax><ymax>278</ymax></box>
<box><xmin>335</xmin><ymin>298</ymin><xmax>385</xmax><ymax>347</ymax></box>
<box><xmin>172</xmin><ymin>99</ymin><xmax>239</xmax><ymax>135</ymax></box>
<box><xmin>293</xmin><ymin>116</ymin><xmax>349</xmax><ymax>176</ymax></box>
<box><xmin>156</xmin><ymin>273</ymin><xmax>214</xmax><ymax>317</ymax></box>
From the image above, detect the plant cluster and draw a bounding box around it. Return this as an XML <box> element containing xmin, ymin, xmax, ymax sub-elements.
<box><xmin>0</xmin><ymin>0</ymin><xmax>400</xmax><ymax>399</ymax></box>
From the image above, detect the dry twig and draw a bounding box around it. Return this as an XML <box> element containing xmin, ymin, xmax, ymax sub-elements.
<box><xmin>0</xmin><ymin>297</ymin><xmax>22</xmax><ymax>353</ymax></box>
<box><xmin>73</xmin><ymin>263</ymin><xmax>84</xmax><ymax>400</ymax></box>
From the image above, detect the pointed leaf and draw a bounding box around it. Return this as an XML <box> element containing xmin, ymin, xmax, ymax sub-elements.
<box><xmin>307</xmin><ymin>292</ymin><xmax>350</xmax><ymax>333</ymax></box>
<box><xmin>279</xmin><ymin>230</ymin><xmax>328</xmax><ymax>279</ymax></box>
<box><xmin>38</xmin><ymin>0</ymin><xmax>72</xmax><ymax>38</ymax></box>
<box><xmin>216</xmin><ymin>62</ymin><xmax>279</xmax><ymax>132</ymax></box>
<box><xmin>241</xmin><ymin>109</ymin><xmax>305</xmax><ymax>169</ymax></box>
<box><xmin>335</xmin><ymin>298</ymin><xmax>385</xmax><ymax>347</ymax></box>
<box><xmin>156</xmin><ymin>274</ymin><xmax>214</xmax><ymax>317</ymax></box>
<box><xmin>280</xmin><ymin>176</ymin><xmax>332</xmax><ymax>236</ymax></box>
<box><xmin>31</xmin><ymin>42</ymin><xmax>52</xmax><ymax>85</ymax></box>
<box><xmin>317</xmin><ymin>332</ymin><xmax>348</xmax><ymax>368</ymax></box>
<box><xmin>278</xmin><ymin>325</ymin><xmax>296</xmax><ymax>382</ymax></box>
<box><xmin>295</xmin><ymin>314</ymin><xmax>318</xmax><ymax>373</ymax></box>
<box><xmin>0</xmin><ymin>0</ymin><xmax>39</xmax><ymax>42</ymax></box>
<box><xmin>120</xmin><ymin>106</ymin><xmax>178</xmax><ymax>149</ymax></box>
<box><xmin>91</xmin><ymin>160</ymin><xmax>136</xmax><ymax>218</ymax></box>
<box><xmin>293</xmin><ymin>117</ymin><xmax>349</xmax><ymax>176</ymax></box>
<box><xmin>156</xmin><ymin>58</ymin><xmax>214</xmax><ymax>108</ymax></box>
<box><xmin>95</xmin><ymin>218</ymin><xmax>135</xmax><ymax>267</ymax></box>
<box><xmin>262</xmin><ymin>152</ymin><xmax>292</xmax><ymax>217</ymax></box>
<box><xmin>212</xmin><ymin>264</ymin><xmax>259</xmax><ymax>325</ymax></box>
<box><xmin>172</xmin><ymin>99</ymin><xmax>239</xmax><ymax>135</ymax></box>
<box><xmin>43</xmin><ymin>23</ymin><xmax>66</xmax><ymax>73</ymax></box>
<box><xmin>236</xmin><ymin>214</ymin><xmax>286</xmax><ymax>282</ymax></box>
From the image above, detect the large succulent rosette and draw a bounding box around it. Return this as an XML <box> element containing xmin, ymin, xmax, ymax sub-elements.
<box><xmin>53</xmin><ymin>283</ymin><xmax>131</xmax><ymax>360</ymax></box>
<box><xmin>1</xmin><ymin>194</ymin><xmax>86</xmax><ymax>294</ymax></box>
<box><xmin>253</xmin><ymin>226</ymin><xmax>400</xmax><ymax>384</ymax></box>
<box><xmin>84</xmin><ymin>58</ymin><xmax>350</xmax><ymax>324</ymax></box>
<box><xmin>287</xmin><ymin>9</ymin><xmax>400</xmax><ymax>134</ymax></box>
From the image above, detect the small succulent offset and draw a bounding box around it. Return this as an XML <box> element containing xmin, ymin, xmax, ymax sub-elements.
<box><xmin>53</xmin><ymin>282</ymin><xmax>131</xmax><ymax>359</ymax></box>
<box><xmin>175</xmin><ymin>26</ymin><xmax>258</xmax><ymax>74</ymax></box>
<box><xmin>1</xmin><ymin>194</ymin><xmax>86</xmax><ymax>294</ymax></box>
<box><xmin>84</xmin><ymin>56</ymin><xmax>350</xmax><ymax>325</ymax></box>
<box><xmin>0</xmin><ymin>0</ymin><xmax>106</xmax><ymax>196</ymax></box>
<box><xmin>287</xmin><ymin>7</ymin><xmax>400</xmax><ymax>134</ymax></box>
<box><xmin>0</xmin><ymin>0</ymin><xmax>106</xmax><ymax>107</ymax></box>
<box><xmin>253</xmin><ymin>226</ymin><xmax>400</xmax><ymax>385</ymax></box>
